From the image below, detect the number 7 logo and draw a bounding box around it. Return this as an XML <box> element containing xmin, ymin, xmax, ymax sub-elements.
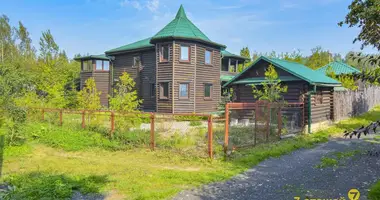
<box><xmin>348</xmin><ymin>189</ymin><xmax>360</xmax><ymax>200</ymax></box>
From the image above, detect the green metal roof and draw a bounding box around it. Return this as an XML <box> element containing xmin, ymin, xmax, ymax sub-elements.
<box><xmin>316</xmin><ymin>61</ymin><xmax>360</xmax><ymax>75</ymax></box>
<box><xmin>221</xmin><ymin>50</ymin><xmax>249</xmax><ymax>60</ymax></box>
<box><xmin>74</xmin><ymin>54</ymin><xmax>109</xmax><ymax>61</ymax></box>
<box><xmin>150</xmin><ymin>5</ymin><xmax>225</xmax><ymax>48</ymax></box>
<box><xmin>220</xmin><ymin>75</ymin><xmax>236</xmax><ymax>82</ymax></box>
<box><xmin>223</xmin><ymin>56</ymin><xmax>341</xmax><ymax>88</ymax></box>
<box><xmin>232</xmin><ymin>76</ymin><xmax>301</xmax><ymax>85</ymax></box>
<box><xmin>105</xmin><ymin>37</ymin><xmax>154</xmax><ymax>54</ymax></box>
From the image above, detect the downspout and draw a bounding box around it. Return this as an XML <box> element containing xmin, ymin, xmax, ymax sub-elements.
<box><xmin>307</xmin><ymin>84</ymin><xmax>317</xmax><ymax>133</ymax></box>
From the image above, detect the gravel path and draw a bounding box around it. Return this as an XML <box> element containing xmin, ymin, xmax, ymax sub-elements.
<box><xmin>174</xmin><ymin>136</ymin><xmax>380</xmax><ymax>200</ymax></box>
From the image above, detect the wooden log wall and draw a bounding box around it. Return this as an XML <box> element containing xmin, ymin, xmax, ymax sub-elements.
<box><xmin>112</xmin><ymin>49</ymin><xmax>156</xmax><ymax>111</ymax></box>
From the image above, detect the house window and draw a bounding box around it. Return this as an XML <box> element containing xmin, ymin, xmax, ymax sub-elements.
<box><xmin>82</xmin><ymin>60</ymin><xmax>92</xmax><ymax>71</ymax></box>
<box><xmin>160</xmin><ymin>45</ymin><xmax>169</xmax><ymax>62</ymax></box>
<box><xmin>150</xmin><ymin>83</ymin><xmax>155</xmax><ymax>97</ymax></box>
<box><xmin>133</xmin><ymin>56</ymin><xmax>141</xmax><ymax>67</ymax></box>
<box><xmin>205</xmin><ymin>50</ymin><xmax>212</xmax><ymax>65</ymax></box>
<box><xmin>204</xmin><ymin>83</ymin><xmax>212</xmax><ymax>99</ymax></box>
<box><xmin>82</xmin><ymin>61</ymin><xmax>88</xmax><ymax>71</ymax></box>
<box><xmin>180</xmin><ymin>45</ymin><xmax>190</xmax><ymax>61</ymax></box>
<box><xmin>179</xmin><ymin>83</ymin><xmax>189</xmax><ymax>99</ymax></box>
<box><xmin>103</xmin><ymin>61</ymin><xmax>110</xmax><ymax>70</ymax></box>
<box><xmin>159</xmin><ymin>82</ymin><xmax>169</xmax><ymax>99</ymax></box>
<box><xmin>96</xmin><ymin>60</ymin><xmax>103</xmax><ymax>70</ymax></box>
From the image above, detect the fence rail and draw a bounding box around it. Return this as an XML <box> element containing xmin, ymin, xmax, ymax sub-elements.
<box><xmin>26</xmin><ymin>107</ymin><xmax>217</xmax><ymax>159</ymax></box>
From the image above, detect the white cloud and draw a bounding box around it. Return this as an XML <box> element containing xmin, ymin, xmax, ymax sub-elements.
<box><xmin>120</xmin><ymin>0</ymin><xmax>160</xmax><ymax>12</ymax></box>
<box><xmin>146</xmin><ymin>0</ymin><xmax>160</xmax><ymax>12</ymax></box>
<box><xmin>120</xmin><ymin>0</ymin><xmax>143</xmax><ymax>10</ymax></box>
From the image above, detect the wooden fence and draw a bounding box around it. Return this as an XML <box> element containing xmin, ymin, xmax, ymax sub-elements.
<box><xmin>334</xmin><ymin>84</ymin><xmax>380</xmax><ymax>121</ymax></box>
<box><xmin>28</xmin><ymin>108</ymin><xmax>217</xmax><ymax>159</ymax></box>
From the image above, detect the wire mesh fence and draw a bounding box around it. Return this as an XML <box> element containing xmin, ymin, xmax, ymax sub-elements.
<box><xmin>25</xmin><ymin>101</ymin><xmax>304</xmax><ymax>158</ymax></box>
<box><xmin>25</xmin><ymin>108</ymin><xmax>216</xmax><ymax>159</ymax></box>
<box><xmin>223</xmin><ymin>101</ymin><xmax>305</xmax><ymax>154</ymax></box>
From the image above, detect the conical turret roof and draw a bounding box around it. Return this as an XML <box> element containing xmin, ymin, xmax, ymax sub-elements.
<box><xmin>150</xmin><ymin>5</ymin><xmax>225</xmax><ymax>48</ymax></box>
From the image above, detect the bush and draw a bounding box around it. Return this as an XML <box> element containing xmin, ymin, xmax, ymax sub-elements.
<box><xmin>3</xmin><ymin>172</ymin><xmax>108</xmax><ymax>200</ymax></box>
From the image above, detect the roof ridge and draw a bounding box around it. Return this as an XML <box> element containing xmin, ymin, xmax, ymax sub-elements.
<box><xmin>269</xmin><ymin>57</ymin><xmax>303</xmax><ymax>65</ymax></box>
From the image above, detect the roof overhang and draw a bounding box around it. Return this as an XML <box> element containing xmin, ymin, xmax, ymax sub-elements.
<box><xmin>74</xmin><ymin>55</ymin><xmax>109</xmax><ymax>61</ymax></box>
<box><xmin>105</xmin><ymin>46</ymin><xmax>155</xmax><ymax>56</ymax></box>
<box><xmin>150</xmin><ymin>36</ymin><xmax>226</xmax><ymax>49</ymax></box>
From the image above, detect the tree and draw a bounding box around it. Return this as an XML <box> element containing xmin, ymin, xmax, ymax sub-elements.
<box><xmin>39</xmin><ymin>30</ymin><xmax>59</xmax><ymax>64</ymax></box>
<box><xmin>240</xmin><ymin>47</ymin><xmax>251</xmax><ymax>62</ymax></box>
<box><xmin>77</xmin><ymin>78</ymin><xmax>101</xmax><ymax>110</ymax></box>
<box><xmin>345</xmin><ymin>51</ymin><xmax>380</xmax><ymax>70</ymax></box>
<box><xmin>109</xmin><ymin>72</ymin><xmax>142</xmax><ymax>112</ymax></box>
<box><xmin>339</xmin><ymin>0</ymin><xmax>380</xmax><ymax>50</ymax></box>
<box><xmin>252</xmin><ymin>64</ymin><xmax>288</xmax><ymax>102</ymax></box>
<box><xmin>305</xmin><ymin>46</ymin><xmax>332</xmax><ymax>69</ymax></box>
<box><xmin>325</xmin><ymin>66</ymin><xmax>358</xmax><ymax>90</ymax></box>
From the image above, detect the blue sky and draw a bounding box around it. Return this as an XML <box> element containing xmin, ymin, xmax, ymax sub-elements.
<box><xmin>0</xmin><ymin>0</ymin><xmax>377</xmax><ymax>58</ymax></box>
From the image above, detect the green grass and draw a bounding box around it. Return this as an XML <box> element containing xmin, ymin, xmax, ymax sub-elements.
<box><xmin>315</xmin><ymin>157</ymin><xmax>338</xmax><ymax>168</ymax></box>
<box><xmin>369</xmin><ymin>181</ymin><xmax>380</xmax><ymax>200</ymax></box>
<box><xmin>189</xmin><ymin>121</ymin><xmax>202</xmax><ymax>127</ymax></box>
<box><xmin>315</xmin><ymin>150</ymin><xmax>361</xmax><ymax>169</ymax></box>
<box><xmin>1</xmin><ymin>106</ymin><xmax>380</xmax><ymax>199</ymax></box>
<box><xmin>2</xmin><ymin>172</ymin><xmax>109</xmax><ymax>200</ymax></box>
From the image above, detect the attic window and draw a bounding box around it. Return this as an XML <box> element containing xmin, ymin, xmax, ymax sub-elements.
<box><xmin>160</xmin><ymin>45</ymin><xmax>169</xmax><ymax>62</ymax></box>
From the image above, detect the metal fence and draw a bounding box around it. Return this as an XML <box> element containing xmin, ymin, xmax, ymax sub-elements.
<box><xmin>222</xmin><ymin>101</ymin><xmax>305</xmax><ymax>154</ymax></box>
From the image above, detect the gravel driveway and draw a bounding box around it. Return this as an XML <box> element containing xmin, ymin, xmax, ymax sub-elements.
<box><xmin>174</xmin><ymin>136</ymin><xmax>380</xmax><ymax>200</ymax></box>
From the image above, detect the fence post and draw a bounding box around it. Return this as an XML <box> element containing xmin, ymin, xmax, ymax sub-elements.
<box><xmin>81</xmin><ymin>110</ymin><xmax>85</xmax><ymax>129</ymax></box>
<box><xmin>254</xmin><ymin>103</ymin><xmax>258</xmax><ymax>146</ymax></box>
<box><xmin>41</xmin><ymin>108</ymin><xmax>45</xmax><ymax>121</ymax></box>
<box><xmin>110</xmin><ymin>111</ymin><xmax>115</xmax><ymax>137</ymax></box>
<box><xmin>150</xmin><ymin>113</ymin><xmax>155</xmax><ymax>151</ymax></box>
<box><xmin>277</xmin><ymin>107</ymin><xmax>282</xmax><ymax>139</ymax></box>
<box><xmin>208</xmin><ymin>115</ymin><xmax>213</xmax><ymax>159</ymax></box>
<box><xmin>59</xmin><ymin>109</ymin><xmax>63</xmax><ymax>126</ymax></box>
<box><xmin>266</xmin><ymin>103</ymin><xmax>270</xmax><ymax>142</ymax></box>
<box><xmin>224</xmin><ymin>103</ymin><xmax>229</xmax><ymax>155</ymax></box>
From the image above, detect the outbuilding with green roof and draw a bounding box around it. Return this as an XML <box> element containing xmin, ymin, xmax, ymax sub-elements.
<box><xmin>316</xmin><ymin>61</ymin><xmax>360</xmax><ymax>75</ymax></box>
<box><xmin>223</xmin><ymin>56</ymin><xmax>341</xmax><ymax>132</ymax></box>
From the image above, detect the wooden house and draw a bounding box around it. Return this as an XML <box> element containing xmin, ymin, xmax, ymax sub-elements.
<box><xmin>76</xmin><ymin>5</ymin><xmax>247</xmax><ymax>113</ymax></box>
<box><xmin>223</xmin><ymin>56</ymin><xmax>341</xmax><ymax>132</ymax></box>
<box><xmin>75</xmin><ymin>54</ymin><xmax>110</xmax><ymax>106</ymax></box>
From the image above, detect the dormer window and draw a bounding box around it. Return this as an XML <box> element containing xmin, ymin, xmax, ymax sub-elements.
<box><xmin>180</xmin><ymin>45</ymin><xmax>190</xmax><ymax>62</ymax></box>
<box><xmin>160</xmin><ymin>45</ymin><xmax>169</xmax><ymax>62</ymax></box>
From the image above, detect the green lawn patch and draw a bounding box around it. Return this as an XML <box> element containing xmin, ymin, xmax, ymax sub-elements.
<box><xmin>369</xmin><ymin>180</ymin><xmax>380</xmax><ymax>200</ymax></box>
<box><xmin>1</xmin><ymin>106</ymin><xmax>379</xmax><ymax>199</ymax></box>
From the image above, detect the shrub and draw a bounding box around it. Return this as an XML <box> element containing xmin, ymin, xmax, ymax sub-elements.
<box><xmin>3</xmin><ymin>172</ymin><xmax>108</xmax><ymax>200</ymax></box>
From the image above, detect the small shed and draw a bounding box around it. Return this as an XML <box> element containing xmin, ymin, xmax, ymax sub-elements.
<box><xmin>223</xmin><ymin>56</ymin><xmax>341</xmax><ymax>132</ymax></box>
